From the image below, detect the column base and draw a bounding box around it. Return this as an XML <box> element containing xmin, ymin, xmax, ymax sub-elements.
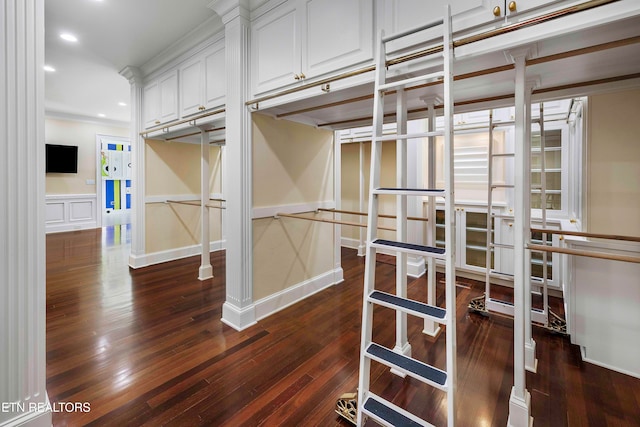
<box><xmin>198</xmin><ymin>265</ymin><xmax>213</xmax><ymax>281</ymax></box>
<box><xmin>221</xmin><ymin>301</ymin><xmax>256</xmax><ymax>331</ymax></box>
<box><xmin>422</xmin><ymin>321</ymin><xmax>442</xmax><ymax>338</ymax></box>
<box><xmin>391</xmin><ymin>342</ymin><xmax>412</xmax><ymax>378</ymax></box>
<box><xmin>507</xmin><ymin>387</ymin><xmax>533</xmax><ymax>427</ymax></box>
<box><xmin>525</xmin><ymin>339</ymin><xmax>538</xmax><ymax>373</ymax></box>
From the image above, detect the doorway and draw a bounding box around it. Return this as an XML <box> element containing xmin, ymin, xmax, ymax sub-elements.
<box><xmin>96</xmin><ymin>134</ymin><xmax>131</xmax><ymax>227</ymax></box>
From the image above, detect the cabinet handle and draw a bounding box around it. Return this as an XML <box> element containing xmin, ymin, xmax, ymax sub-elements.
<box><xmin>493</xmin><ymin>6</ymin><xmax>501</xmax><ymax>16</ymax></box>
<box><xmin>198</xmin><ymin>106</ymin><xmax>205</xmax><ymax>111</ymax></box>
<box><xmin>294</xmin><ymin>74</ymin><xmax>300</xmax><ymax>80</ymax></box>
<box><xmin>299</xmin><ymin>72</ymin><xmax>306</xmax><ymax>79</ymax></box>
<box><xmin>508</xmin><ymin>1</ymin><xmax>517</xmax><ymax>12</ymax></box>
<box><xmin>508</xmin><ymin>223</ymin><xmax>513</xmax><ymax>227</ymax></box>
<box><xmin>154</xmin><ymin>120</ymin><xmax>160</xmax><ymax>124</ymax></box>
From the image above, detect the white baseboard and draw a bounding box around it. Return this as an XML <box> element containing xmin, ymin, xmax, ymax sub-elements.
<box><xmin>128</xmin><ymin>240</ymin><xmax>225</xmax><ymax>269</ymax></box>
<box><xmin>580</xmin><ymin>346</ymin><xmax>640</xmax><ymax>380</ymax></box>
<box><xmin>254</xmin><ymin>268</ymin><xmax>343</xmax><ymax>321</ymax></box>
<box><xmin>0</xmin><ymin>405</ymin><xmax>51</xmax><ymax>427</ymax></box>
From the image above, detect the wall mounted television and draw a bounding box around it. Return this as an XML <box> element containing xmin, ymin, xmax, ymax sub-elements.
<box><xmin>46</xmin><ymin>144</ymin><xmax>78</xmax><ymax>173</ymax></box>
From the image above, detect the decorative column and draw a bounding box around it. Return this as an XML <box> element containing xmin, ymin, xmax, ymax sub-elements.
<box><xmin>393</xmin><ymin>88</ymin><xmax>411</xmax><ymax>360</ymax></box>
<box><xmin>209</xmin><ymin>0</ymin><xmax>256</xmax><ymax>330</ymax></box>
<box><xmin>524</xmin><ymin>77</ymin><xmax>541</xmax><ymax>373</ymax></box>
<box><xmin>119</xmin><ymin>66</ymin><xmax>146</xmax><ymax>268</ymax></box>
<box><xmin>422</xmin><ymin>95</ymin><xmax>442</xmax><ymax>337</ymax></box>
<box><xmin>0</xmin><ymin>0</ymin><xmax>51</xmax><ymax>426</ymax></box>
<box><xmin>507</xmin><ymin>47</ymin><xmax>533</xmax><ymax>427</ymax></box>
<box><xmin>199</xmin><ymin>128</ymin><xmax>213</xmax><ymax>280</ymax></box>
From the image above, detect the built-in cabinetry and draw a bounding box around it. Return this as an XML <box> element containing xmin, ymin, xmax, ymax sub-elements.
<box><xmin>251</xmin><ymin>0</ymin><xmax>373</xmax><ymax>95</ymax></box>
<box><xmin>179</xmin><ymin>41</ymin><xmax>226</xmax><ymax>118</ymax></box>
<box><xmin>435</xmin><ymin>206</ymin><xmax>495</xmax><ymax>273</ymax></box>
<box><xmin>143</xmin><ymin>70</ymin><xmax>179</xmax><ymax>129</ymax></box>
<box><xmin>143</xmin><ymin>40</ymin><xmax>225</xmax><ymax>130</ymax></box>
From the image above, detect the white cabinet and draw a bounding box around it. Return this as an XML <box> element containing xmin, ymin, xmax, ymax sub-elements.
<box><xmin>251</xmin><ymin>0</ymin><xmax>373</xmax><ymax>95</ymax></box>
<box><xmin>180</xmin><ymin>42</ymin><xmax>226</xmax><ymax>118</ymax></box>
<box><xmin>435</xmin><ymin>206</ymin><xmax>494</xmax><ymax>273</ymax></box>
<box><xmin>494</xmin><ymin>0</ymin><xmax>567</xmax><ymax>19</ymax></box>
<box><xmin>379</xmin><ymin>0</ymin><xmax>500</xmax><ymax>52</ymax></box>
<box><xmin>143</xmin><ymin>70</ymin><xmax>179</xmax><ymax>129</ymax></box>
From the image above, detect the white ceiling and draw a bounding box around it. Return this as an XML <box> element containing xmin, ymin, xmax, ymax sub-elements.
<box><xmin>44</xmin><ymin>0</ymin><xmax>218</xmax><ymax>124</ymax></box>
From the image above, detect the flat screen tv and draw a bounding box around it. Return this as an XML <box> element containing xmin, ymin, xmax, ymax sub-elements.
<box><xmin>46</xmin><ymin>144</ymin><xmax>78</xmax><ymax>173</ymax></box>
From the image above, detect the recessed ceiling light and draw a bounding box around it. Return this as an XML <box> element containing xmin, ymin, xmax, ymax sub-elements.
<box><xmin>97</xmin><ymin>113</ymin><xmax>106</xmax><ymax>118</ymax></box>
<box><xmin>118</xmin><ymin>102</ymin><xmax>127</xmax><ymax>107</ymax></box>
<box><xmin>60</xmin><ymin>33</ymin><xmax>78</xmax><ymax>42</ymax></box>
<box><xmin>43</xmin><ymin>65</ymin><xmax>56</xmax><ymax>72</ymax></box>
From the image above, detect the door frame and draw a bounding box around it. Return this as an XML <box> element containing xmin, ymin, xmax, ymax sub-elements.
<box><xmin>96</xmin><ymin>134</ymin><xmax>131</xmax><ymax>227</ymax></box>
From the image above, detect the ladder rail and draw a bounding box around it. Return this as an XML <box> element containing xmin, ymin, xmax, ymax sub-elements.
<box><xmin>357</xmin><ymin>6</ymin><xmax>455</xmax><ymax>426</ymax></box>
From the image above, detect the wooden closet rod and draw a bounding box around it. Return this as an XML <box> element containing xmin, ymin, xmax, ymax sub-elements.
<box><xmin>317</xmin><ymin>208</ymin><xmax>428</xmax><ymax>222</ymax></box>
<box><xmin>166</xmin><ymin>200</ymin><xmax>226</xmax><ymax>209</ymax></box>
<box><xmin>140</xmin><ymin>108</ymin><xmax>226</xmax><ymax>137</ymax></box>
<box><xmin>528</xmin><ymin>244</ymin><xmax>640</xmax><ymax>264</ymax></box>
<box><xmin>275</xmin><ymin>212</ymin><xmax>395</xmax><ymax>232</ymax></box>
<box><xmin>530</xmin><ymin>228</ymin><xmax>640</xmax><ymax>243</ymax></box>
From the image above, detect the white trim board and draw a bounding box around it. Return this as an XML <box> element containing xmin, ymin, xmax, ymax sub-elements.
<box><xmin>254</xmin><ymin>267</ymin><xmax>344</xmax><ymax>321</ymax></box>
<box><xmin>128</xmin><ymin>240</ymin><xmax>225</xmax><ymax>269</ymax></box>
<box><xmin>252</xmin><ymin>200</ymin><xmax>336</xmax><ymax>220</ymax></box>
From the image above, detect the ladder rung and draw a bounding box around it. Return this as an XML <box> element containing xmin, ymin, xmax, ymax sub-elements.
<box><xmin>490</xmin><ymin>270</ymin><xmax>514</xmax><ymax>277</ymax></box>
<box><xmin>491</xmin><ymin>121</ymin><xmax>515</xmax><ymax>128</ymax></box>
<box><xmin>491</xmin><ymin>184</ymin><xmax>514</xmax><ymax>189</ymax></box>
<box><xmin>382</xmin><ymin>19</ymin><xmax>444</xmax><ymax>43</ymax></box>
<box><xmin>366</xmin><ymin>343</ymin><xmax>448</xmax><ymax>390</ymax></box>
<box><xmin>369</xmin><ymin>290</ymin><xmax>446</xmax><ymax>324</ymax></box>
<box><xmin>491</xmin><ymin>243</ymin><xmax>514</xmax><ymax>249</ymax></box>
<box><xmin>371</xmin><ymin>239</ymin><xmax>445</xmax><ymax>259</ymax></box>
<box><xmin>378</xmin><ymin>71</ymin><xmax>444</xmax><ymax>91</ymax></box>
<box><xmin>374</xmin><ymin>188</ymin><xmax>445</xmax><ymax>197</ymax></box>
<box><xmin>362</xmin><ymin>393</ymin><xmax>434</xmax><ymax>427</ymax></box>
<box><xmin>491</xmin><ymin>213</ymin><xmax>514</xmax><ymax>219</ymax></box>
<box><xmin>491</xmin><ymin>153</ymin><xmax>515</xmax><ymax>158</ymax></box>
<box><xmin>375</xmin><ymin>130</ymin><xmax>443</xmax><ymax>142</ymax></box>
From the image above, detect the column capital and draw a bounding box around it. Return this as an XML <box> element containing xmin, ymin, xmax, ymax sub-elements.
<box><xmin>504</xmin><ymin>44</ymin><xmax>538</xmax><ymax>63</ymax></box>
<box><xmin>208</xmin><ymin>0</ymin><xmax>250</xmax><ymax>25</ymax></box>
<box><xmin>526</xmin><ymin>75</ymin><xmax>541</xmax><ymax>92</ymax></box>
<box><xmin>420</xmin><ymin>95</ymin><xmax>443</xmax><ymax>107</ymax></box>
<box><xmin>119</xmin><ymin>66</ymin><xmax>143</xmax><ymax>86</ymax></box>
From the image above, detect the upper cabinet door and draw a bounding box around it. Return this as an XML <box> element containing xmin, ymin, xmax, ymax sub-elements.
<box><xmin>158</xmin><ymin>70</ymin><xmax>179</xmax><ymax>124</ymax></box>
<box><xmin>204</xmin><ymin>42</ymin><xmax>225</xmax><ymax>109</ymax></box>
<box><xmin>143</xmin><ymin>81</ymin><xmax>160</xmax><ymax>129</ymax></box>
<box><xmin>251</xmin><ymin>3</ymin><xmax>299</xmax><ymax>95</ymax></box>
<box><xmin>180</xmin><ymin>58</ymin><xmax>204</xmax><ymax>118</ymax></box>
<box><xmin>380</xmin><ymin>0</ymin><xmax>500</xmax><ymax>52</ymax></box>
<box><xmin>301</xmin><ymin>0</ymin><xmax>373</xmax><ymax>79</ymax></box>
<box><xmin>143</xmin><ymin>69</ymin><xmax>179</xmax><ymax>129</ymax></box>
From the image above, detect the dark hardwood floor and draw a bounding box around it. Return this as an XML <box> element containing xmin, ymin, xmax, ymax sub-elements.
<box><xmin>46</xmin><ymin>227</ymin><xmax>640</xmax><ymax>426</ymax></box>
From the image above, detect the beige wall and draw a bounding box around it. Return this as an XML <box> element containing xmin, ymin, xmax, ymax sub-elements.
<box><xmin>45</xmin><ymin>117</ymin><xmax>129</xmax><ymax>194</ymax></box>
<box><xmin>587</xmin><ymin>89</ymin><xmax>640</xmax><ymax>236</ymax></box>
<box><xmin>252</xmin><ymin>114</ymin><xmax>335</xmax><ymax>300</ymax></box>
<box><xmin>145</xmin><ymin>139</ymin><xmax>223</xmax><ymax>253</ymax></box>
<box><xmin>341</xmin><ymin>140</ymin><xmax>423</xmax><ymax>241</ymax></box>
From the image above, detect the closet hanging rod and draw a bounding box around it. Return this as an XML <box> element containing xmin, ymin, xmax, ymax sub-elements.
<box><xmin>165</xmin><ymin>200</ymin><xmax>226</xmax><ymax>209</ymax></box>
<box><xmin>246</xmin><ymin>0</ymin><xmax>618</xmax><ymax>108</ymax></box>
<box><xmin>275</xmin><ymin>212</ymin><xmax>396</xmax><ymax>232</ymax></box>
<box><xmin>140</xmin><ymin>107</ymin><xmax>225</xmax><ymax>137</ymax></box>
<box><xmin>527</xmin><ymin>244</ymin><xmax>640</xmax><ymax>264</ymax></box>
<box><xmin>278</xmin><ymin>33</ymin><xmax>640</xmax><ymax>121</ymax></box>
<box><xmin>317</xmin><ymin>71</ymin><xmax>640</xmax><ymax>128</ymax></box>
<box><xmin>163</xmin><ymin>126</ymin><xmax>226</xmax><ymax>142</ymax></box>
<box><xmin>317</xmin><ymin>208</ymin><xmax>428</xmax><ymax>222</ymax></box>
<box><xmin>530</xmin><ymin>228</ymin><xmax>640</xmax><ymax>243</ymax></box>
